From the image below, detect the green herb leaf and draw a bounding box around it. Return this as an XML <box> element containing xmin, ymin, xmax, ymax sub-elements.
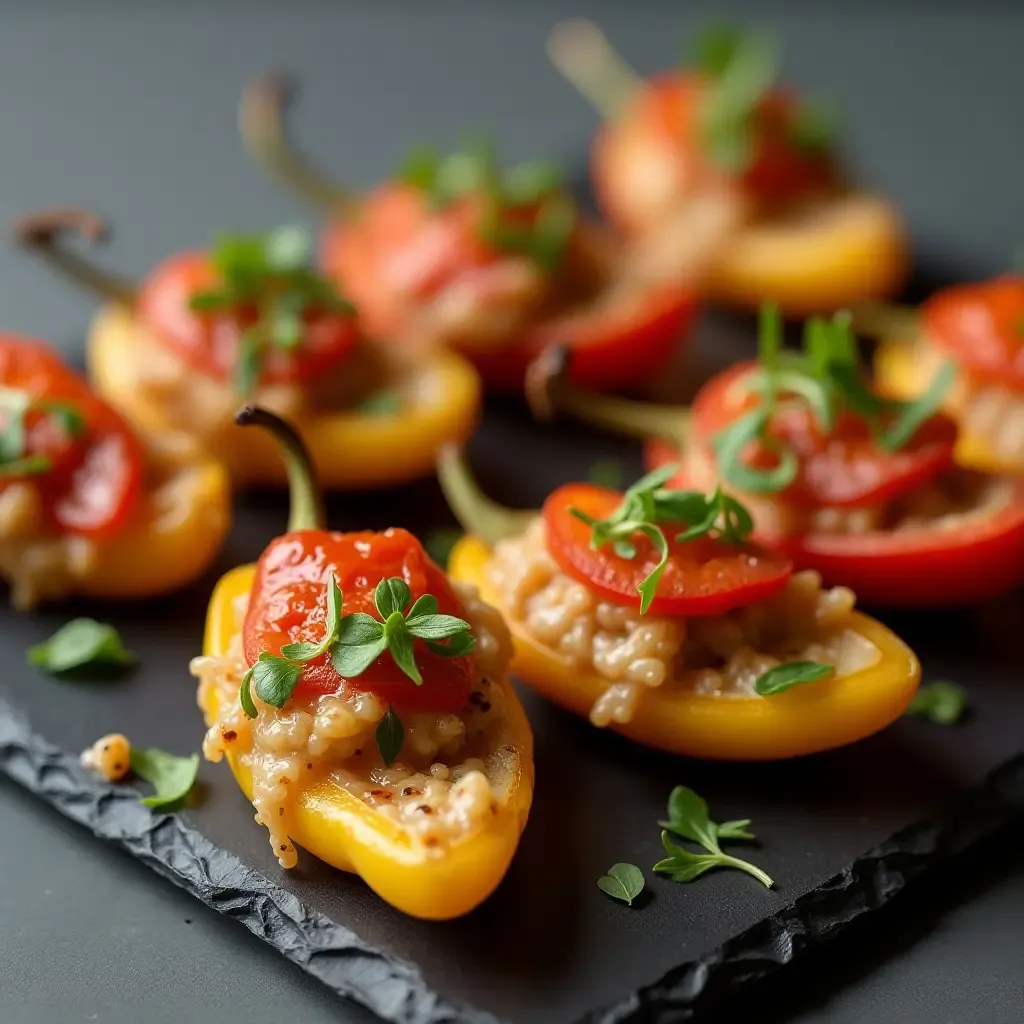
<box><xmin>239</xmin><ymin>666</ymin><xmax>258</xmax><ymax>719</ymax></box>
<box><xmin>568</xmin><ymin>468</ymin><xmax>757</xmax><ymax>614</ymax></box>
<box><xmin>335</xmin><ymin>612</ymin><xmax>386</xmax><ymax>647</ymax></box>
<box><xmin>376</xmin><ymin>705</ymin><xmax>404</xmax><ymax>766</ymax></box>
<box><xmin>790</xmin><ymin>100</ymin><xmax>835</xmax><ymax>152</ymax></box>
<box><xmin>234</xmin><ymin>328</ymin><xmax>263</xmax><ymax>397</ymax></box>
<box><xmin>501</xmin><ymin>159</ymin><xmax>564</xmax><ymax>205</ymax></box>
<box><xmin>356</xmin><ymin>389</ymin><xmax>402</xmax><ymax>418</ymax></box>
<box><xmin>264</xmin><ymin>226</ymin><xmax>311</xmax><ymax>271</ymax></box>
<box><xmin>879</xmin><ymin>361</ymin><xmax>956</xmax><ymax>451</ymax></box>
<box><xmin>280</xmin><ymin>575</ymin><xmax>342</xmax><ymax>662</ymax></box>
<box><xmin>405</xmin><ymin>612</ymin><xmax>475</xmax><ymax>640</ymax></box>
<box><xmin>905</xmin><ymin>680</ymin><xmax>968</xmax><ymax>725</ymax></box>
<box><xmin>398</xmin><ymin>145</ymin><xmax>442</xmax><ymax>191</ymax></box>
<box><xmin>251</xmin><ymin>653</ymin><xmax>302</xmax><ymax>709</ymax></box>
<box><xmin>587</xmin><ymin>458</ymin><xmax>625</xmax><ymax>490</ymax></box>
<box><xmin>0</xmin><ymin>454</ymin><xmax>53</xmax><ymax>477</ymax></box>
<box><xmin>697</xmin><ymin>28</ymin><xmax>779</xmax><ymax>173</ymax></box>
<box><xmin>375</xmin><ymin>577</ymin><xmax>412</xmax><ymax>619</ymax></box>
<box><xmin>597</xmin><ymin>863</ymin><xmax>645</xmax><ymax>906</ymax></box>
<box><xmin>332</xmin><ymin>635</ymin><xmax>389</xmax><ymax>678</ymax></box>
<box><xmin>425</xmin><ymin>632</ymin><xmax>477</xmax><ymax>658</ymax></box>
<box><xmin>38</xmin><ymin>401</ymin><xmax>86</xmax><ymax>438</ymax></box>
<box><xmin>27</xmin><ymin>618</ymin><xmax>135</xmax><ymax>674</ymax></box>
<box><xmin>654</xmin><ymin>787</ymin><xmax>773</xmax><ymax>888</ymax></box>
<box><xmin>713</xmin><ymin>407</ymin><xmax>799</xmax><ymax>494</ymax></box>
<box><xmin>129</xmin><ymin>747</ymin><xmax>199</xmax><ymax>809</ymax></box>
<box><xmin>691</xmin><ymin>23</ymin><xmax>745</xmax><ymax>77</ymax></box>
<box><xmin>424</xmin><ymin>527</ymin><xmax>463</xmax><ymax>568</ymax></box>
<box><xmin>384</xmin><ymin>614</ymin><xmax>422</xmax><ymax>685</ymax></box>
<box><xmin>754</xmin><ymin>660</ymin><xmax>834</xmax><ymax>696</ymax></box>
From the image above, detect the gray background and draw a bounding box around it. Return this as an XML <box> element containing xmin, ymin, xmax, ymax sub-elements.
<box><xmin>1</xmin><ymin>1</ymin><xmax>1022</xmax><ymax>1022</ymax></box>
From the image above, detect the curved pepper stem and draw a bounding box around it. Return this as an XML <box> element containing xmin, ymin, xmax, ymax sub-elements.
<box><xmin>12</xmin><ymin>207</ymin><xmax>137</xmax><ymax>305</ymax></box>
<box><xmin>546</xmin><ymin>19</ymin><xmax>643</xmax><ymax>120</ymax></box>
<box><xmin>436</xmin><ymin>445</ymin><xmax>535</xmax><ymax>548</ymax></box>
<box><xmin>525</xmin><ymin>344</ymin><xmax>691</xmax><ymax>446</ymax></box>
<box><xmin>240</xmin><ymin>72</ymin><xmax>358</xmax><ymax>215</ymax></box>
<box><xmin>846</xmin><ymin>302</ymin><xmax>920</xmax><ymax>342</ymax></box>
<box><xmin>236</xmin><ymin>405</ymin><xmax>326</xmax><ymax>532</ymax></box>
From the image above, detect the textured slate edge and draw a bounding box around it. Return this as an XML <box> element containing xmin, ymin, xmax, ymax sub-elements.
<box><xmin>0</xmin><ymin>697</ymin><xmax>503</xmax><ymax>1024</ymax></box>
<box><xmin>581</xmin><ymin>752</ymin><xmax>1024</xmax><ymax>1024</ymax></box>
<box><xmin>3</xmin><ymin>686</ymin><xmax>1022</xmax><ymax>1024</ymax></box>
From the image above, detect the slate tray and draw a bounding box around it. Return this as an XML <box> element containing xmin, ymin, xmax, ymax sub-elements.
<box><xmin>2</xmin><ymin>314</ymin><xmax>1023</xmax><ymax>1024</ymax></box>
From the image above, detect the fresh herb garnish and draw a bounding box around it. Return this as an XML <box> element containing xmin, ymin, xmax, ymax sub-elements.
<box><xmin>789</xmin><ymin>99</ymin><xmax>835</xmax><ymax>152</ymax></box>
<box><xmin>654</xmin><ymin>786</ymin><xmax>773</xmax><ymax>888</ymax></box>
<box><xmin>905</xmin><ymin>681</ymin><xmax>968</xmax><ymax>725</ymax></box>
<box><xmin>569</xmin><ymin>464</ymin><xmax>755</xmax><ymax>614</ymax></box>
<box><xmin>396</xmin><ymin>137</ymin><xmax>575</xmax><ymax>270</ymax></box>
<box><xmin>0</xmin><ymin>388</ymin><xmax>86</xmax><ymax>477</ymax></box>
<box><xmin>692</xmin><ymin>25</ymin><xmax>780</xmax><ymax>173</ymax></box>
<box><xmin>129</xmin><ymin>746</ymin><xmax>200</xmax><ymax>809</ymax></box>
<box><xmin>597</xmin><ymin>862</ymin><xmax>645</xmax><ymax>906</ymax></box>
<box><xmin>754</xmin><ymin>660</ymin><xmax>834</xmax><ymax>696</ymax></box>
<box><xmin>587</xmin><ymin>457</ymin><xmax>625</xmax><ymax>490</ymax></box>
<box><xmin>376</xmin><ymin>705</ymin><xmax>404</xmax><ymax>766</ymax></box>
<box><xmin>356</xmin><ymin>388</ymin><xmax>402</xmax><ymax>418</ymax></box>
<box><xmin>188</xmin><ymin>227</ymin><xmax>354</xmax><ymax>396</ymax></box>
<box><xmin>28</xmin><ymin>618</ymin><xmax>135</xmax><ymax>674</ymax></box>
<box><xmin>332</xmin><ymin>577</ymin><xmax>476</xmax><ymax>684</ymax></box>
<box><xmin>712</xmin><ymin>304</ymin><xmax>956</xmax><ymax>495</ymax></box>
<box><xmin>424</xmin><ymin>527</ymin><xmax>464</xmax><ymax>568</ymax></box>
<box><xmin>239</xmin><ymin>575</ymin><xmax>475</xmax><ymax>717</ymax></box>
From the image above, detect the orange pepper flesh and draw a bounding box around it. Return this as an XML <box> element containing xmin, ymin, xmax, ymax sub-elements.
<box><xmin>199</xmin><ymin>563</ymin><xmax>535</xmax><ymax>920</ymax></box>
<box><xmin>449</xmin><ymin>535</ymin><xmax>921</xmax><ymax>761</ymax></box>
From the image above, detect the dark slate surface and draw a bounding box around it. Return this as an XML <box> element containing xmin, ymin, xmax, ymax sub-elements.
<box><xmin>1</xmin><ymin>2</ymin><xmax>1023</xmax><ymax>1023</ymax></box>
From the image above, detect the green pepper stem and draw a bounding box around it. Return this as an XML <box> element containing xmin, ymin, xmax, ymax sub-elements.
<box><xmin>846</xmin><ymin>302</ymin><xmax>920</xmax><ymax>342</ymax></box>
<box><xmin>12</xmin><ymin>207</ymin><xmax>137</xmax><ymax>305</ymax></box>
<box><xmin>436</xmin><ymin>445</ymin><xmax>535</xmax><ymax>548</ymax></box>
<box><xmin>240</xmin><ymin>73</ymin><xmax>358</xmax><ymax>215</ymax></box>
<box><xmin>235</xmin><ymin>405</ymin><xmax>325</xmax><ymax>532</ymax></box>
<box><xmin>546</xmin><ymin>19</ymin><xmax>643</xmax><ymax>120</ymax></box>
<box><xmin>525</xmin><ymin>344</ymin><xmax>691</xmax><ymax>446</ymax></box>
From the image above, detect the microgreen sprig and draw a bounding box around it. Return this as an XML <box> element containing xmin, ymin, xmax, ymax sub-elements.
<box><xmin>0</xmin><ymin>386</ymin><xmax>86</xmax><ymax>478</ymax></box>
<box><xmin>654</xmin><ymin>785</ymin><xmax>773</xmax><ymax>888</ymax></box>
<box><xmin>712</xmin><ymin>304</ymin><xmax>957</xmax><ymax>495</ymax></box>
<box><xmin>239</xmin><ymin>575</ymin><xmax>475</xmax><ymax>715</ymax></box>
<box><xmin>188</xmin><ymin>227</ymin><xmax>354</xmax><ymax>396</ymax></box>
<box><xmin>690</xmin><ymin>23</ymin><xmax>835</xmax><ymax>169</ymax></box>
<box><xmin>569</xmin><ymin>464</ymin><xmax>755</xmax><ymax>614</ymax></box>
<box><xmin>397</xmin><ymin>136</ymin><xmax>575</xmax><ymax>271</ymax></box>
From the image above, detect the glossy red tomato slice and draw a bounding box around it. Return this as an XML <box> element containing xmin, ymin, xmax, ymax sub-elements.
<box><xmin>542</xmin><ymin>483</ymin><xmax>792</xmax><ymax>617</ymax></box>
<box><xmin>922</xmin><ymin>275</ymin><xmax>1024</xmax><ymax>392</ymax></box>
<box><xmin>692</xmin><ymin>361</ymin><xmax>957</xmax><ymax>509</ymax></box>
<box><xmin>0</xmin><ymin>334</ymin><xmax>143</xmax><ymax>539</ymax></box>
<box><xmin>136</xmin><ymin>251</ymin><xmax>359</xmax><ymax>387</ymax></box>
<box><xmin>637</xmin><ymin>73</ymin><xmax>833</xmax><ymax>204</ymax></box>
<box><xmin>244</xmin><ymin>527</ymin><xmax>474</xmax><ymax>713</ymax></box>
<box><xmin>644</xmin><ymin>439</ymin><xmax>1024</xmax><ymax>607</ymax></box>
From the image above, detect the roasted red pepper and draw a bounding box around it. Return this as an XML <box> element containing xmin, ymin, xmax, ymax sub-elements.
<box><xmin>548</xmin><ymin>19</ymin><xmax>908</xmax><ymax>314</ymax></box>
<box><xmin>239</xmin><ymin>73</ymin><xmax>696</xmax><ymax>392</ymax></box>
<box><xmin>528</xmin><ymin>307</ymin><xmax>1024</xmax><ymax>608</ymax></box>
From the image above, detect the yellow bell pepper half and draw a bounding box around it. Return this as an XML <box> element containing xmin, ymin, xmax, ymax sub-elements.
<box><xmin>88</xmin><ymin>302</ymin><xmax>482</xmax><ymax>490</ymax></box>
<box><xmin>874</xmin><ymin>337</ymin><xmax>1024</xmax><ymax>477</ymax></box>
<box><xmin>200</xmin><ymin>564</ymin><xmax>534</xmax><ymax>921</ymax></box>
<box><xmin>449</xmin><ymin>536</ymin><xmax>921</xmax><ymax>761</ymax></box>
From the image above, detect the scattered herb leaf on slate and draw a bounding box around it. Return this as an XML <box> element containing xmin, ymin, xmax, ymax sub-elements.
<box><xmin>905</xmin><ymin>681</ymin><xmax>968</xmax><ymax>725</ymax></box>
<box><xmin>129</xmin><ymin>747</ymin><xmax>200</xmax><ymax>809</ymax></box>
<box><xmin>655</xmin><ymin>785</ymin><xmax>773</xmax><ymax>888</ymax></box>
<box><xmin>27</xmin><ymin>619</ymin><xmax>135</xmax><ymax>674</ymax></box>
<box><xmin>597</xmin><ymin>863</ymin><xmax>645</xmax><ymax>906</ymax></box>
